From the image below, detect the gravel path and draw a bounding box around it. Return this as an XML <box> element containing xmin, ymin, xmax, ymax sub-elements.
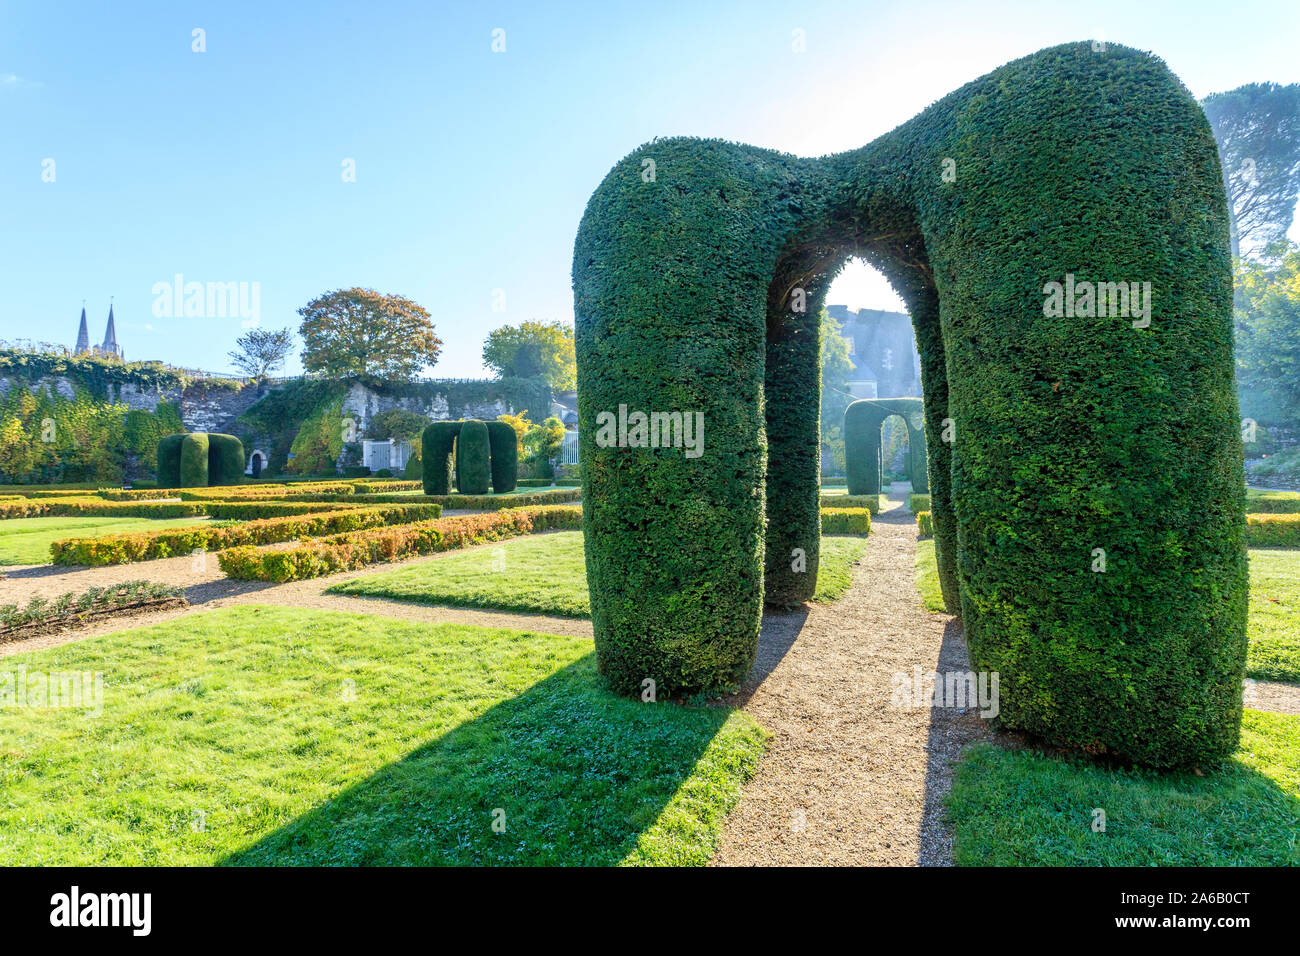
<box><xmin>710</xmin><ymin>489</ymin><xmax>993</xmax><ymax>866</ymax></box>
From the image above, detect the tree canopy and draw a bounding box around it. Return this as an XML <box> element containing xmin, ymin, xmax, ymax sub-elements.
<box><xmin>298</xmin><ymin>288</ymin><xmax>442</xmax><ymax>382</ymax></box>
<box><xmin>228</xmin><ymin>326</ymin><xmax>293</xmax><ymax>380</ymax></box>
<box><xmin>1236</xmin><ymin>240</ymin><xmax>1300</xmax><ymax>418</ymax></box>
<box><xmin>1203</xmin><ymin>83</ymin><xmax>1300</xmax><ymax>258</ymax></box>
<box><xmin>482</xmin><ymin>320</ymin><xmax>576</xmax><ymax>391</ymax></box>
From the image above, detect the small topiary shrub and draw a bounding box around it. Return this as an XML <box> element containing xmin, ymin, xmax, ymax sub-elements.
<box><xmin>179</xmin><ymin>434</ymin><xmax>210</xmax><ymax>488</ymax></box>
<box><xmin>820</xmin><ymin>507</ymin><xmax>871</xmax><ymax>535</ymax></box>
<box><xmin>917</xmin><ymin>511</ymin><xmax>934</xmax><ymax>538</ymax></box>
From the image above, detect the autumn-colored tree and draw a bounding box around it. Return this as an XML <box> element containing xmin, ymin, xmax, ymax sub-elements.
<box><xmin>298</xmin><ymin>288</ymin><xmax>442</xmax><ymax>383</ymax></box>
<box><xmin>482</xmin><ymin>320</ymin><xmax>576</xmax><ymax>391</ymax></box>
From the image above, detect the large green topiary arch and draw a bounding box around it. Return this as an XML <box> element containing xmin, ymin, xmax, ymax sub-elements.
<box><xmin>844</xmin><ymin>398</ymin><xmax>929</xmax><ymax>497</ymax></box>
<box><xmin>573</xmin><ymin>43</ymin><xmax>1246</xmax><ymax>766</ymax></box>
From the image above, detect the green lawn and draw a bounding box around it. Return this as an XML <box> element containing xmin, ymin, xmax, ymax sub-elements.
<box><xmin>0</xmin><ymin>515</ymin><xmax>212</xmax><ymax>565</ymax></box>
<box><xmin>0</xmin><ymin>605</ymin><xmax>767</xmax><ymax>865</ymax></box>
<box><xmin>915</xmin><ymin>540</ymin><xmax>1299</xmax><ymax>682</ymax></box>
<box><xmin>1247</xmin><ymin>549</ymin><xmax>1300</xmax><ymax>683</ymax></box>
<box><xmin>330</xmin><ymin>530</ymin><xmax>870</xmax><ymax>615</ymax></box>
<box><xmin>915</xmin><ymin>538</ymin><xmax>946</xmax><ymax>612</ymax></box>
<box><xmin>946</xmin><ymin>709</ymin><xmax>1299</xmax><ymax>865</ymax></box>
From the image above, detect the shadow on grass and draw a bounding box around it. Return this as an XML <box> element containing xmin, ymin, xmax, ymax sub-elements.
<box><xmin>220</xmin><ymin>653</ymin><xmax>746</xmax><ymax>866</ymax></box>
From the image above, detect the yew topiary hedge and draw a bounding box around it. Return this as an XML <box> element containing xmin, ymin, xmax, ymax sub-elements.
<box><xmin>455</xmin><ymin>420</ymin><xmax>491</xmax><ymax>495</ymax></box>
<box><xmin>207</xmin><ymin>434</ymin><xmax>245</xmax><ymax>486</ymax></box>
<box><xmin>844</xmin><ymin>398</ymin><xmax>928</xmax><ymax>496</ymax></box>
<box><xmin>156</xmin><ymin>432</ymin><xmax>244</xmax><ymax>488</ymax></box>
<box><xmin>156</xmin><ymin>434</ymin><xmax>185</xmax><ymax>489</ymax></box>
<box><xmin>573</xmin><ymin>42</ymin><xmax>1245</xmax><ymax>766</ymax></box>
<box><xmin>178</xmin><ymin>434</ymin><xmax>210</xmax><ymax>488</ymax></box>
<box><xmin>486</xmin><ymin>421</ymin><xmax>519</xmax><ymax>493</ymax></box>
<box><xmin>421</xmin><ymin>420</ymin><xmax>519</xmax><ymax>495</ymax></box>
<box><xmin>421</xmin><ymin>422</ymin><xmax>460</xmax><ymax>495</ymax></box>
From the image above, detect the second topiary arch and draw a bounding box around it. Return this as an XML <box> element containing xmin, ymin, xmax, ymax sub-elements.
<box><xmin>573</xmin><ymin>43</ymin><xmax>1246</xmax><ymax>767</ymax></box>
<box><xmin>844</xmin><ymin>398</ymin><xmax>929</xmax><ymax>496</ymax></box>
<box><xmin>157</xmin><ymin>432</ymin><xmax>245</xmax><ymax>488</ymax></box>
<box><xmin>420</xmin><ymin>420</ymin><xmax>518</xmax><ymax>495</ymax></box>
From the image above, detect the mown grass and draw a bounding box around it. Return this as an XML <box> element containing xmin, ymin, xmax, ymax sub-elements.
<box><xmin>946</xmin><ymin>709</ymin><xmax>1299</xmax><ymax>866</ymax></box>
<box><xmin>914</xmin><ymin>538</ymin><xmax>946</xmax><ymax>612</ymax></box>
<box><xmin>915</xmin><ymin>540</ymin><xmax>1299</xmax><ymax>681</ymax></box>
<box><xmin>1247</xmin><ymin>549</ymin><xmax>1300</xmax><ymax>683</ymax></box>
<box><xmin>0</xmin><ymin>515</ymin><xmax>212</xmax><ymax>565</ymax></box>
<box><xmin>0</xmin><ymin>605</ymin><xmax>767</xmax><ymax>865</ymax></box>
<box><xmin>330</xmin><ymin>530</ymin><xmax>869</xmax><ymax>615</ymax></box>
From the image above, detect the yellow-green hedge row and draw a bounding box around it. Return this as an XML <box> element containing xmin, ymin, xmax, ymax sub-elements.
<box><xmin>218</xmin><ymin>505</ymin><xmax>583</xmax><ymax>582</ymax></box>
<box><xmin>50</xmin><ymin>504</ymin><xmax>444</xmax><ymax>566</ymax></box>
<box><xmin>819</xmin><ymin>507</ymin><xmax>872</xmax><ymax>535</ymax></box>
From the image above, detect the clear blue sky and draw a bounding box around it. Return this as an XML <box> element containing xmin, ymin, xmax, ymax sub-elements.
<box><xmin>2</xmin><ymin>0</ymin><xmax>1297</xmax><ymax>377</ymax></box>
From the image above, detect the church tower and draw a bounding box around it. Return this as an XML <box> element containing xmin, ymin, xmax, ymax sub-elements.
<box><xmin>75</xmin><ymin>303</ymin><xmax>90</xmax><ymax>354</ymax></box>
<box><xmin>100</xmin><ymin>301</ymin><xmax>123</xmax><ymax>359</ymax></box>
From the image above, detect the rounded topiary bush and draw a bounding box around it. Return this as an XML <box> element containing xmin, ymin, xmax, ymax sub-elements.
<box><xmin>455</xmin><ymin>420</ymin><xmax>491</xmax><ymax>495</ymax></box>
<box><xmin>574</xmin><ymin>42</ymin><xmax>1245</xmax><ymax>765</ymax></box>
<box><xmin>179</xmin><ymin>433</ymin><xmax>210</xmax><ymax>488</ymax></box>
<box><xmin>207</xmin><ymin>434</ymin><xmax>245</xmax><ymax>486</ymax></box>
<box><xmin>156</xmin><ymin>433</ymin><xmax>185</xmax><ymax>488</ymax></box>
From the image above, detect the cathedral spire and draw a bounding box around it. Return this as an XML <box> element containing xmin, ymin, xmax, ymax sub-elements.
<box><xmin>101</xmin><ymin>299</ymin><xmax>121</xmax><ymax>359</ymax></box>
<box><xmin>75</xmin><ymin>302</ymin><xmax>90</xmax><ymax>354</ymax></box>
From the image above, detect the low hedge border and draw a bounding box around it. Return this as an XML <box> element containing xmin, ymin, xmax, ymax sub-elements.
<box><xmin>819</xmin><ymin>493</ymin><xmax>880</xmax><ymax>514</ymax></box>
<box><xmin>50</xmin><ymin>503</ymin><xmax>445</xmax><ymax>566</ymax></box>
<box><xmin>219</xmin><ymin>505</ymin><xmax>583</xmax><ymax>582</ymax></box>
<box><xmin>201</xmin><ymin>501</ymin><xmax>368</xmax><ymax>519</ymax></box>
<box><xmin>1246</xmin><ymin>514</ymin><xmax>1300</xmax><ymax>548</ymax></box>
<box><xmin>909</xmin><ymin>494</ymin><xmax>931</xmax><ymax>513</ymax></box>
<box><xmin>917</xmin><ymin>511</ymin><xmax>934</xmax><ymax>538</ymax></box>
<box><xmin>1246</xmin><ymin>490</ymin><xmax>1300</xmax><ymax>514</ymax></box>
<box><xmin>820</xmin><ymin>507</ymin><xmax>872</xmax><ymax>535</ymax></box>
<box><xmin>0</xmin><ymin>498</ymin><xmax>207</xmax><ymax>520</ymax></box>
<box><xmin>98</xmin><ymin>489</ymin><xmax>180</xmax><ymax>501</ymax></box>
<box><xmin>178</xmin><ymin>482</ymin><xmax>355</xmax><ymax>500</ymax></box>
<box><xmin>285</xmin><ymin>489</ymin><xmax>584</xmax><ymax>509</ymax></box>
<box><xmin>346</xmin><ymin>479</ymin><xmax>423</xmax><ymax>493</ymax></box>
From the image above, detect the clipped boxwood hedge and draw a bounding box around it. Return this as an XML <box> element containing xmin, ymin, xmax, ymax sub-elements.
<box><xmin>455</xmin><ymin>420</ymin><xmax>491</xmax><ymax>495</ymax></box>
<box><xmin>573</xmin><ymin>42</ymin><xmax>1244</xmax><ymax>765</ymax></box>
<box><xmin>916</xmin><ymin>511</ymin><xmax>934</xmax><ymax>538</ymax></box>
<box><xmin>820</xmin><ymin>507</ymin><xmax>871</xmax><ymax>535</ymax></box>
<box><xmin>1246</xmin><ymin>513</ymin><xmax>1300</xmax><ymax>548</ymax></box>
<box><xmin>217</xmin><ymin>506</ymin><xmax>581</xmax><ymax>582</ymax></box>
